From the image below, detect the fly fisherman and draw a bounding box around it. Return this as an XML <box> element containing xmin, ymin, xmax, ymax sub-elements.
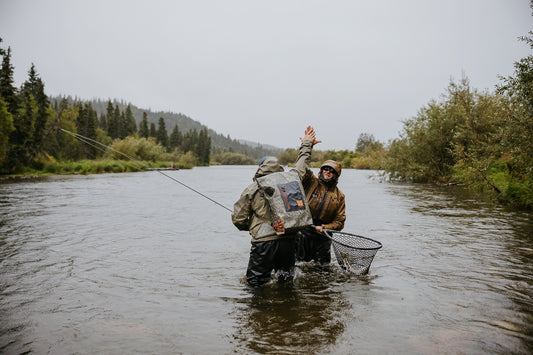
<box><xmin>232</xmin><ymin>126</ymin><xmax>321</xmax><ymax>287</ymax></box>
<box><xmin>297</xmin><ymin>160</ymin><xmax>346</xmax><ymax>264</ymax></box>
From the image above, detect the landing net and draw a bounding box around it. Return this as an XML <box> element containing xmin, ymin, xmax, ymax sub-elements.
<box><xmin>324</xmin><ymin>230</ymin><xmax>382</xmax><ymax>275</ymax></box>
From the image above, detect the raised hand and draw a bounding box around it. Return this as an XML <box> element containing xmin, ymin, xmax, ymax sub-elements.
<box><xmin>300</xmin><ymin>125</ymin><xmax>322</xmax><ymax>146</ymax></box>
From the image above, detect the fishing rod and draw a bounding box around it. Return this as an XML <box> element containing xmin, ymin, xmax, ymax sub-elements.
<box><xmin>60</xmin><ymin>128</ymin><xmax>233</xmax><ymax>212</ymax></box>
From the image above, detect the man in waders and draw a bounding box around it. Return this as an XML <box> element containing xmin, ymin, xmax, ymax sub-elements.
<box><xmin>297</xmin><ymin>160</ymin><xmax>346</xmax><ymax>264</ymax></box>
<box><xmin>231</xmin><ymin>126</ymin><xmax>321</xmax><ymax>287</ymax></box>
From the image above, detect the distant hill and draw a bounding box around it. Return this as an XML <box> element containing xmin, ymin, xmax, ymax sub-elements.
<box><xmin>51</xmin><ymin>96</ymin><xmax>283</xmax><ymax>159</ymax></box>
<box><xmin>237</xmin><ymin>139</ymin><xmax>281</xmax><ymax>151</ymax></box>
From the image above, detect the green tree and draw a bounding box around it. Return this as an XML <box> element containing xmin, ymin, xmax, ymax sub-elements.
<box><xmin>494</xmin><ymin>1</ymin><xmax>533</xmax><ymax>207</ymax></box>
<box><xmin>75</xmin><ymin>103</ymin><xmax>98</xmax><ymax>158</ymax></box>
<box><xmin>6</xmin><ymin>90</ymin><xmax>37</xmax><ymax>170</ymax></box>
<box><xmin>108</xmin><ymin>103</ymin><xmax>121</xmax><ymax>139</ymax></box>
<box><xmin>0</xmin><ymin>45</ymin><xmax>18</xmax><ymax>113</ymax></box>
<box><xmin>181</xmin><ymin>129</ymin><xmax>198</xmax><ymax>154</ymax></box>
<box><xmin>104</xmin><ymin>100</ymin><xmax>114</xmax><ymax>134</ymax></box>
<box><xmin>169</xmin><ymin>124</ymin><xmax>182</xmax><ymax>149</ymax></box>
<box><xmin>149</xmin><ymin>122</ymin><xmax>156</xmax><ymax>138</ymax></box>
<box><xmin>156</xmin><ymin>117</ymin><xmax>169</xmax><ymax>148</ymax></box>
<box><xmin>20</xmin><ymin>64</ymin><xmax>50</xmax><ymax>155</ymax></box>
<box><xmin>0</xmin><ymin>98</ymin><xmax>14</xmax><ymax>164</ymax></box>
<box><xmin>57</xmin><ymin>105</ymin><xmax>82</xmax><ymax>160</ymax></box>
<box><xmin>98</xmin><ymin>113</ymin><xmax>106</xmax><ymax>130</ymax></box>
<box><xmin>124</xmin><ymin>105</ymin><xmax>136</xmax><ymax>137</ymax></box>
<box><xmin>497</xmin><ymin>3</ymin><xmax>533</xmax><ymax>179</ymax></box>
<box><xmin>196</xmin><ymin>127</ymin><xmax>211</xmax><ymax>165</ymax></box>
<box><xmin>355</xmin><ymin>133</ymin><xmax>382</xmax><ymax>153</ymax></box>
<box><xmin>385</xmin><ymin>78</ymin><xmax>472</xmax><ymax>182</ymax></box>
<box><xmin>138</xmin><ymin>111</ymin><xmax>149</xmax><ymax>138</ymax></box>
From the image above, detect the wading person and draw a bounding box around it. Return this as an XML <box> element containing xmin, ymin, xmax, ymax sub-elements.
<box><xmin>297</xmin><ymin>160</ymin><xmax>346</xmax><ymax>264</ymax></box>
<box><xmin>232</xmin><ymin>126</ymin><xmax>321</xmax><ymax>287</ymax></box>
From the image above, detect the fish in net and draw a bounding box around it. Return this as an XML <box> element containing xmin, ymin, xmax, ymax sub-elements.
<box><xmin>323</xmin><ymin>230</ymin><xmax>382</xmax><ymax>275</ymax></box>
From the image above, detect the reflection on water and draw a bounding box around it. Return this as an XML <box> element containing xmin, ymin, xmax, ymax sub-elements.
<box><xmin>0</xmin><ymin>168</ymin><xmax>532</xmax><ymax>354</ymax></box>
<box><xmin>232</xmin><ymin>265</ymin><xmax>354</xmax><ymax>354</ymax></box>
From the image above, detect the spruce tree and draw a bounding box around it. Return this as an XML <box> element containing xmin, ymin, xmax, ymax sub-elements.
<box><xmin>149</xmin><ymin>122</ymin><xmax>157</xmax><ymax>138</ymax></box>
<box><xmin>196</xmin><ymin>128</ymin><xmax>211</xmax><ymax>165</ymax></box>
<box><xmin>0</xmin><ymin>98</ymin><xmax>14</xmax><ymax>165</ymax></box>
<box><xmin>21</xmin><ymin>64</ymin><xmax>49</xmax><ymax>154</ymax></box>
<box><xmin>169</xmin><ymin>124</ymin><xmax>182</xmax><ymax>149</ymax></box>
<box><xmin>0</xmin><ymin>46</ymin><xmax>18</xmax><ymax>113</ymax></box>
<box><xmin>76</xmin><ymin>103</ymin><xmax>97</xmax><ymax>158</ymax></box>
<box><xmin>156</xmin><ymin>117</ymin><xmax>169</xmax><ymax>148</ymax></box>
<box><xmin>7</xmin><ymin>90</ymin><xmax>36</xmax><ymax>170</ymax></box>
<box><xmin>118</xmin><ymin>111</ymin><xmax>127</xmax><ymax>139</ymax></box>
<box><xmin>105</xmin><ymin>100</ymin><xmax>114</xmax><ymax>134</ymax></box>
<box><xmin>98</xmin><ymin>113</ymin><xmax>106</xmax><ymax>130</ymax></box>
<box><xmin>138</xmin><ymin>111</ymin><xmax>149</xmax><ymax>138</ymax></box>
<box><xmin>108</xmin><ymin>104</ymin><xmax>121</xmax><ymax>139</ymax></box>
<box><xmin>124</xmin><ymin>104</ymin><xmax>136</xmax><ymax>136</ymax></box>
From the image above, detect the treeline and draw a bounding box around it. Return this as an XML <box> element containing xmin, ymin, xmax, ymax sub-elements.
<box><xmin>0</xmin><ymin>36</ymin><xmax>280</xmax><ymax>174</ymax></box>
<box><xmin>278</xmin><ymin>132</ymin><xmax>386</xmax><ymax>170</ymax></box>
<box><xmin>384</xmin><ymin>74</ymin><xmax>532</xmax><ymax>209</ymax></box>
<box><xmin>277</xmin><ymin>9</ymin><xmax>533</xmax><ymax>210</ymax></box>
<box><xmin>383</xmin><ymin>20</ymin><xmax>533</xmax><ymax>209</ymax></box>
<box><xmin>51</xmin><ymin>96</ymin><xmax>283</xmax><ymax>161</ymax></box>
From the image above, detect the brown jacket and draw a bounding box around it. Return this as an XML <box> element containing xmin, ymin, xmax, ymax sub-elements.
<box><xmin>302</xmin><ymin>161</ymin><xmax>346</xmax><ymax>231</ymax></box>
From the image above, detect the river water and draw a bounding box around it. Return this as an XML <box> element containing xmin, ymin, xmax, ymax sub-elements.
<box><xmin>1</xmin><ymin>166</ymin><xmax>532</xmax><ymax>354</ymax></box>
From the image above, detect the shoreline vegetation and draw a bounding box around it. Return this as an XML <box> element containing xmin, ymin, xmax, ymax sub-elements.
<box><xmin>1</xmin><ymin>9</ymin><xmax>533</xmax><ymax>211</ymax></box>
<box><xmin>0</xmin><ymin>159</ymin><xmax>184</xmax><ymax>181</ymax></box>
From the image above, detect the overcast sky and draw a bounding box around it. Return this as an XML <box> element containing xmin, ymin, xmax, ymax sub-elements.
<box><xmin>0</xmin><ymin>1</ymin><xmax>531</xmax><ymax>150</ymax></box>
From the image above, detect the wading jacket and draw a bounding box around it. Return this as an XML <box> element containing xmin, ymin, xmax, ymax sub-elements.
<box><xmin>302</xmin><ymin>161</ymin><xmax>346</xmax><ymax>231</ymax></box>
<box><xmin>231</xmin><ymin>140</ymin><xmax>313</xmax><ymax>242</ymax></box>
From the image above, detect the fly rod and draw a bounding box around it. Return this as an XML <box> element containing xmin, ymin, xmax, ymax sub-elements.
<box><xmin>60</xmin><ymin>128</ymin><xmax>233</xmax><ymax>212</ymax></box>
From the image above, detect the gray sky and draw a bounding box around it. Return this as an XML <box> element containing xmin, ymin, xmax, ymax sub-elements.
<box><xmin>0</xmin><ymin>0</ymin><xmax>531</xmax><ymax>150</ymax></box>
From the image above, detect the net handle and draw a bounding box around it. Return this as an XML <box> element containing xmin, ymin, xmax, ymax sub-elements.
<box><xmin>320</xmin><ymin>227</ymin><xmax>383</xmax><ymax>251</ymax></box>
<box><xmin>311</xmin><ymin>225</ymin><xmax>333</xmax><ymax>241</ymax></box>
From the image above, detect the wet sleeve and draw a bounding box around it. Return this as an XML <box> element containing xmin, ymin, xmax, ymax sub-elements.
<box><xmin>292</xmin><ymin>140</ymin><xmax>313</xmax><ymax>180</ymax></box>
<box><xmin>231</xmin><ymin>185</ymin><xmax>254</xmax><ymax>231</ymax></box>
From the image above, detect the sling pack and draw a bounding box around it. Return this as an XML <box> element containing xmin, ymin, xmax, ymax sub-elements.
<box><xmin>256</xmin><ymin>170</ymin><xmax>313</xmax><ymax>235</ymax></box>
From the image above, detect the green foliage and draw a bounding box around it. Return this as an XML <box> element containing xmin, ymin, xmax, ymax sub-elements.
<box><xmin>385</xmin><ymin>73</ymin><xmax>533</xmax><ymax>208</ymax></box>
<box><xmin>351</xmin><ymin>146</ymin><xmax>387</xmax><ymax>170</ymax></box>
<box><xmin>212</xmin><ymin>152</ymin><xmax>256</xmax><ymax>165</ymax></box>
<box><xmin>0</xmin><ymin>45</ymin><xmax>17</xmax><ymax>113</ymax></box>
<box><xmin>138</xmin><ymin>112</ymin><xmax>149</xmax><ymax>138</ymax></box>
<box><xmin>355</xmin><ymin>133</ymin><xmax>383</xmax><ymax>153</ymax></box>
<box><xmin>278</xmin><ymin>148</ymin><xmax>298</xmax><ymax>166</ymax></box>
<box><xmin>382</xmin><ymin>5</ymin><xmax>533</xmax><ymax>209</ymax></box>
<box><xmin>385</xmin><ymin>77</ymin><xmax>507</xmax><ymax>183</ymax></box>
<box><xmin>196</xmin><ymin>128</ymin><xmax>211</xmax><ymax>165</ymax></box>
<box><xmin>76</xmin><ymin>102</ymin><xmax>98</xmax><ymax>159</ymax></box>
<box><xmin>278</xmin><ymin>141</ymin><xmax>386</xmax><ymax>171</ymax></box>
<box><xmin>0</xmin><ymin>98</ymin><xmax>14</xmax><ymax>163</ymax></box>
<box><xmin>42</xmin><ymin>159</ymin><xmax>148</xmax><ymax>175</ymax></box>
<box><xmin>156</xmin><ymin>117</ymin><xmax>168</xmax><ymax>148</ymax></box>
<box><xmin>108</xmin><ymin>136</ymin><xmax>172</xmax><ymax>162</ymax></box>
<box><xmin>496</xmin><ymin>10</ymin><xmax>533</xmax><ymax>189</ymax></box>
<box><xmin>124</xmin><ymin>105</ymin><xmax>137</xmax><ymax>137</ymax></box>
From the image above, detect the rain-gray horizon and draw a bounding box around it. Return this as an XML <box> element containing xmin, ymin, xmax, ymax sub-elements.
<box><xmin>0</xmin><ymin>0</ymin><xmax>530</xmax><ymax>150</ymax></box>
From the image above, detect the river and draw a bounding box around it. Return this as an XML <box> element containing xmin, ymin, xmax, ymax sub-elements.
<box><xmin>1</xmin><ymin>166</ymin><xmax>532</xmax><ymax>354</ymax></box>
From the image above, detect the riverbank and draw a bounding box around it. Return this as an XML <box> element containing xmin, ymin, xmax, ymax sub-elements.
<box><xmin>0</xmin><ymin>159</ymin><xmax>192</xmax><ymax>180</ymax></box>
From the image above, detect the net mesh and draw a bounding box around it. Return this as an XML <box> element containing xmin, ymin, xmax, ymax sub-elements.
<box><xmin>324</xmin><ymin>230</ymin><xmax>382</xmax><ymax>275</ymax></box>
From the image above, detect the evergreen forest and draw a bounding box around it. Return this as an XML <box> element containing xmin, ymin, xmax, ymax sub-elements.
<box><xmin>0</xmin><ymin>37</ymin><xmax>281</xmax><ymax>175</ymax></box>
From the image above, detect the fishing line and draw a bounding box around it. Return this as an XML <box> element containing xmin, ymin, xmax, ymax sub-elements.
<box><xmin>60</xmin><ymin>128</ymin><xmax>233</xmax><ymax>212</ymax></box>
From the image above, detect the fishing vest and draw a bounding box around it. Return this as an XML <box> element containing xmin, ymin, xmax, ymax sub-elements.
<box><xmin>256</xmin><ymin>170</ymin><xmax>313</xmax><ymax>236</ymax></box>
